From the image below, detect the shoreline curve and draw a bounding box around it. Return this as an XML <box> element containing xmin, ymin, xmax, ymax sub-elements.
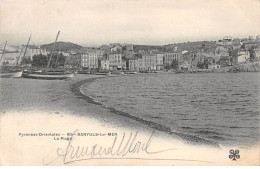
<box><xmin>70</xmin><ymin>76</ymin><xmax>220</xmax><ymax>148</ymax></box>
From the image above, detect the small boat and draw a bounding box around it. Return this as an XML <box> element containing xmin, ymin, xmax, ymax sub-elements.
<box><xmin>0</xmin><ymin>41</ymin><xmax>23</xmax><ymax>78</ymax></box>
<box><xmin>124</xmin><ymin>71</ymin><xmax>137</xmax><ymax>74</ymax></box>
<box><xmin>22</xmin><ymin>31</ymin><xmax>75</xmax><ymax>80</ymax></box>
<box><xmin>22</xmin><ymin>71</ymin><xmax>74</xmax><ymax>80</ymax></box>
<box><xmin>0</xmin><ymin>69</ymin><xmax>23</xmax><ymax>78</ymax></box>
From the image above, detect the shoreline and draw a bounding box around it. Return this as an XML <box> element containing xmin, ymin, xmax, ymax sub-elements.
<box><xmin>70</xmin><ymin>75</ymin><xmax>220</xmax><ymax>148</ymax></box>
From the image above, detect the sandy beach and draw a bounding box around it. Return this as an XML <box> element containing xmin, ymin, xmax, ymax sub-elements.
<box><xmin>0</xmin><ymin>75</ymin><xmax>258</xmax><ymax>165</ymax></box>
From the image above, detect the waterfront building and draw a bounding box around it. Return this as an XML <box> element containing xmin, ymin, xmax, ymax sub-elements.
<box><xmin>127</xmin><ymin>53</ymin><xmax>163</xmax><ymax>71</ymax></box>
<box><xmin>99</xmin><ymin>59</ymin><xmax>110</xmax><ymax>70</ymax></box>
<box><xmin>141</xmin><ymin>53</ymin><xmax>159</xmax><ymax>70</ymax></box>
<box><xmin>163</xmin><ymin>51</ymin><xmax>182</xmax><ymax>66</ymax></box>
<box><xmin>179</xmin><ymin>51</ymin><xmax>192</xmax><ymax>70</ymax></box>
<box><xmin>155</xmin><ymin>53</ymin><xmax>164</xmax><ymax>70</ymax></box>
<box><xmin>81</xmin><ymin>51</ymin><xmax>98</xmax><ymax>69</ymax></box>
<box><xmin>179</xmin><ymin>50</ymin><xmax>199</xmax><ymax>70</ymax></box>
<box><xmin>0</xmin><ymin>51</ymin><xmax>20</xmax><ymax>66</ymax></box>
<box><xmin>108</xmin><ymin>52</ymin><xmax>122</xmax><ymax>70</ymax></box>
<box><xmin>237</xmin><ymin>50</ymin><xmax>250</xmax><ymax>63</ymax></box>
<box><xmin>128</xmin><ymin>58</ymin><xmax>139</xmax><ymax>71</ymax></box>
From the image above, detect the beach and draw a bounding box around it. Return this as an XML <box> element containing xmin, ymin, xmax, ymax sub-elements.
<box><xmin>0</xmin><ymin>75</ymin><xmax>259</xmax><ymax>165</ymax></box>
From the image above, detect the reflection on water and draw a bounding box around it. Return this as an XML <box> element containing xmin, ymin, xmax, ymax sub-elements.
<box><xmin>84</xmin><ymin>73</ymin><xmax>260</xmax><ymax>146</ymax></box>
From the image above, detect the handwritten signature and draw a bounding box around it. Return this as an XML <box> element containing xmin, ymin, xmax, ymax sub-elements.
<box><xmin>44</xmin><ymin>130</ymin><xmax>212</xmax><ymax>165</ymax></box>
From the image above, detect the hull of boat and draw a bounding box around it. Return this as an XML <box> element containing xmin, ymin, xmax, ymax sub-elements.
<box><xmin>22</xmin><ymin>73</ymin><xmax>74</xmax><ymax>80</ymax></box>
<box><xmin>77</xmin><ymin>71</ymin><xmax>91</xmax><ymax>74</ymax></box>
<box><xmin>124</xmin><ymin>71</ymin><xmax>137</xmax><ymax>74</ymax></box>
<box><xmin>95</xmin><ymin>72</ymin><xmax>111</xmax><ymax>75</ymax></box>
<box><xmin>0</xmin><ymin>71</ymin><xmax>23</xmax><ymax>78</ymax></box>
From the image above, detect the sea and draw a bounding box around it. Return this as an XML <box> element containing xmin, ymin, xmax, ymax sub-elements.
<box><xmin>82</xmin><ymin>72</ymin><xmax>260</xmax><ymax>146</ymax></box>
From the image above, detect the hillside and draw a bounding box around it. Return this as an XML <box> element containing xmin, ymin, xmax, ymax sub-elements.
<box><xmin>164</xmin><ymin>41</ymin><xmax>217</xmax><ymax>52</ymax></box>
<box><xmin>40</xmin><ymin>41</ymin><xmax>82</xmax><ymax>51</ymax></box>
<box><xmin>133</xmin><ymin>45</ymin><xmax>165</xmax><ymax>52</ymax></box>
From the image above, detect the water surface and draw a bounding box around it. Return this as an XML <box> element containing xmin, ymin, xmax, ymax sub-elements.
<box><xmin>83</xmin><ymin>73</ymin><xmax>260</xmax><ymax>146</ymax></box>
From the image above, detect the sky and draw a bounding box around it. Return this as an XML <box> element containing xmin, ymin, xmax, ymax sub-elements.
<box><xmin>0</xmin><ymin>0</ymin><xmax>260</xmax><ymax>46</ymax></box>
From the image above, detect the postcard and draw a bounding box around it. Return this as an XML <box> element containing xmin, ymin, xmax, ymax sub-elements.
<box><xmin>0</xmin><ymin>0</ymin><xmax>259</xmax><ymax>166</ymax></box>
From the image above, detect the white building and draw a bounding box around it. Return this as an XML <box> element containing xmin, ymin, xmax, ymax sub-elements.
<box><xmin>0</xmin><ymin>51</ymin><xmax>20</xmax><ymax>66</ymax></box>
<box><xmin>238</xmin><ymin>50</ymin><xmax>250</xmax><ymax>63</ymax></box>
<box><xmin>81</xmin><ymin>51</ymin><xmax>98</xmax><ymax>69</ymax></box>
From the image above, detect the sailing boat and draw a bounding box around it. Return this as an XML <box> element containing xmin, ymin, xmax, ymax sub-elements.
<box><xmin>22</xmin><ymin>31</ymin><xmax>75</xmax><ymax>80</ymax></box>
<box><xmin>0</xmin><ymin>41</ymin><xmax>23</xmax><ymax>78</ymax></box>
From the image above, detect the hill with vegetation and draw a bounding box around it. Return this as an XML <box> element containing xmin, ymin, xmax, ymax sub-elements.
<box><xmin>41</xmin><ymin>41</ymin><xmax>82</xmax><ymax>51</ymax></box>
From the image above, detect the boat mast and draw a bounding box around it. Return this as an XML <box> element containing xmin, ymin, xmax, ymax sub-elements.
<box><xmin>16</xmin><ymin>45</ymin><xmax>24</xmax><ymax>66</ymax></box>
<box><xmin>0</xmin><ymin>41</ymin><xmax>7</xmax><ymax>64</ymax></box>
<box><xmin>21</xmin><ymin>34</ymin><xmax>32</xmax><ymax>63</ymax></box>
<box><xmin>47</xmin><ymin>31</ymin><xmax>60</xmax><ymax>69</ymax></box>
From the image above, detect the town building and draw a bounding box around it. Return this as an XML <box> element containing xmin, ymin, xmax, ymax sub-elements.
<box><xmin>0</xmin><ymin>51</ymin><xmax>20</xmax><ymax>66</ymax></box>
<box><xmin>179</xmin><ymin>50</ymin><xmax>201</xmax><ymax>70</ymax></box>
<box><xmin>163</xmin><ymin>51</ymin><xmax>181</xmax><ymax>66</ymax></box>
<box><xmin>122</xmin><ymin>44</ymin><xmax>134</xmax><ymax>59</ymax></box>
<box><xmin>128</xmin><ymin>53</ymin><xmax>163</xmax><ymax>71</ymax></box>
<box><xmin>99</xmin><ymin>59</ymin><xmax>110</xmax><ymax>70</ymax></box>
<box><xmin>108</xmin><ymin>52</ymin><xmax>122</xmax><ymax>70</ymax></box>
<box><xmin>141</xmin><ymin>53</ymin><xmax>162</xmax><ymax>70</ymax></box>
<box><xmin>237</xmin><ymin>50</ymin><xmax>250</xmax><ymax>63</ymax></box>
<box><xmin>128</xmin><ymin>58</ymin><xmax>139</xmax><ymax>71</ymax></box>
<box><xmin>81</xmin><ymin>51</ymin><xmax>98</xmax><ymax>69</ymax></box>
<box><xmin>216</xmin><ymin>36</ymin><xmax>233</xmax><ymax>46</ymax></box>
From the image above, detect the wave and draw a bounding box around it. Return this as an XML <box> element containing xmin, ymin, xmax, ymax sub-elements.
<box><xmin>70</xmin><ymin>77</ymin><xmax>221</xmax><ymax>148</ymax></box>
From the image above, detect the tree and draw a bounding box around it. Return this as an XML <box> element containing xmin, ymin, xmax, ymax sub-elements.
<box><xmin>32</xmin><ymin>53</ymin><xmax>66</xmax><ymax>68</ymax></box>
<box><xmin>32</xmin><ymin>54</ymin><xmax>48</xmax><ymax>67</ymax></box>
<box><xmin>197</xmin><ymin>62</ymin><xmax>205</xmax><ymax>69</ymax></box>
<box><xmin>170</xmin><ymin>59</ymin><xmax>178</xmax><ymax>69</ymax></box>
<box><xmin>203</xmin><ymin>60</ymin><xmax>210</xmax><ymax>69</ymax></box>
<box><xmin>165</xmin><ymin>64</ymin><xmax>171</xmax><ymax>70</ymax></box>
<box><xmin>228</xmin><ymin>48</ymin><xmax>238</xmax><ymax>65</ymax></box>
<box><xmin>249</xmin><ymin>46</ymin><xmax>256</xmax><ymax>62</ymax></box>
<box><xmin>49</xmin><ymin>53</ymin><xmax>66</xmax><ymax>68</ymax></box>
<box><xmin>21</xmin><ymin>57</ymin><xmax>32</xmax><ymax>65</ymax></box>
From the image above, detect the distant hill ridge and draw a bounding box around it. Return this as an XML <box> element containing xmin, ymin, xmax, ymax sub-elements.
<box><xmin>40</xmin><ymin>41</ymin><xmax>82</xmax><ymax>51</ymax></box>
<box><xmin>40</xmin><ymin>40</ymin><xmax>217</xmax><ymax>52</ymax></box>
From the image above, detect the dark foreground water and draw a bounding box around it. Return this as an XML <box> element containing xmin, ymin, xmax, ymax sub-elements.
<box><xmin>83</xmin><ymin>73</ymin><xmax>260</xmax><ymax>146</ymax></box>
